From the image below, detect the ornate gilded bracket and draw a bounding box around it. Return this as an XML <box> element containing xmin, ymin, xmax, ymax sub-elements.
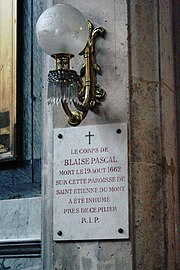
<box><xmin>61</xmin><ymin>21</ymin><xmax>106</xmax><ymax>126</ymax></box>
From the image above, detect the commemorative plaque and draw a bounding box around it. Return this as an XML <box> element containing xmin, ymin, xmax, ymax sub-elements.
<box><xmin>53</xmin><ymin>123</ymin><xmax>129</xmax><ymax>241</ymax></box>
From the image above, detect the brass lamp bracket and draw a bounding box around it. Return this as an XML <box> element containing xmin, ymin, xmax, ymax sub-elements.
<box><xmin>61</xmin><ymin>20</ymin><xmax>106</xmax><ymax>126</ymax></box>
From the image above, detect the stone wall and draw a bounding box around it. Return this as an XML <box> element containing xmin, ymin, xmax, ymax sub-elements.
<box><xmin>41</xmin><ymin>0</ymin><xmax>180</xmax><ymax>269</ymax></box>
<box><xmin>1</xmin><ymin>0</ymin><xmax>177</xmax><ymax>269</ymax></box>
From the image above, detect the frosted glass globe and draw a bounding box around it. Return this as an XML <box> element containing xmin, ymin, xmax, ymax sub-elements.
<box><xmin>36</xmin><ymin>4</ymin><xmax>88</xmax><ymax>56</ymax></box>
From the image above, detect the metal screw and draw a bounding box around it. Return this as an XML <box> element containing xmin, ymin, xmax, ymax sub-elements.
<box><xmin>118</xmin><ymin>228</ymin><xmax>123</xmax><ymax>234</ymax></box>
<box><xmin>58</xmin><ymin>134</ymin><xmax>63</xmax><ymax>139</ymax></box>
<box><xmin>116</xmin><ymin>129</ymin><xmax>121</xmax><ymax>134</ymax></box>
<box><xmin>57</xmin><ymin>231</ymin><xmax>63</xmax><ymax>236</ymax></box>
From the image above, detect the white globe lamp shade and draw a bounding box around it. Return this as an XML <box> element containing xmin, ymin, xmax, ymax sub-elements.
<box><xmin>36</xmin><ymin>4</ymin><xmax>89</xmax><ymax>56</ymax></box>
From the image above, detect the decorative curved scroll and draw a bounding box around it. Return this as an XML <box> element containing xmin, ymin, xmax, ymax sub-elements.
<box><xmin>61</xmin><ymin>21</ymin><xmax>106</xmax><ymax>126</ymax></box>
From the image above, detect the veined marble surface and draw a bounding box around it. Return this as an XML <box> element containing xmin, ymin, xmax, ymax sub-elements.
<box><xmin>0</xmin><ymin>258</ymin><xmax>42</xmax><ymax>270</ymax></box>
<box><xmin>0</xmin><ymin>197</ymin><xmax>41</xmax><ymax>241</ymax></box>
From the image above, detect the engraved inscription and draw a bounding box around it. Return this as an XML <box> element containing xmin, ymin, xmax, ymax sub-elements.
<box><xmin>53</xmin><ymin>123</ymin><xmax>129</xmax><ymax>240</ymax></box>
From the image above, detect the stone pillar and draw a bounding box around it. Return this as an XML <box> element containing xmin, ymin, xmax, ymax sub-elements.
<box><xmin>173</xmin><ymin>0</ymin><xmax>180</xmax><ymax>266</ymax></box>
<box><xmin>129</xmin><ymin>0</ymin><xmax>180</xmax><ymax>269</ymax></box>
<box><xmin>41</xmin><ymin>0</ymin><xmax>180</xmax><ymax>269</ymax></box>
<box><xmin>42</xmin><ymin>0</ymin><xmax>132</xmax><ymax>269</ymax></box>
<box><xmin>129</xmin><ymin>0</ymin><xmax>165</xmax><ymax>268</ymax></box>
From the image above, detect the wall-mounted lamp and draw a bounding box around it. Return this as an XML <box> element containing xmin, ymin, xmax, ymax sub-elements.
<box><xmin>36</xmin><ymin>4</ymin><xmax>106</xmax><ymax>126</ymax></box>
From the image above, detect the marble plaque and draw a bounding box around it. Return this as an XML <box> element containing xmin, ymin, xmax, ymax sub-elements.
<box><xmin>53</xmin><ymin>123</ymin><xmax>129</xmax><ymax>241</ymax></box>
